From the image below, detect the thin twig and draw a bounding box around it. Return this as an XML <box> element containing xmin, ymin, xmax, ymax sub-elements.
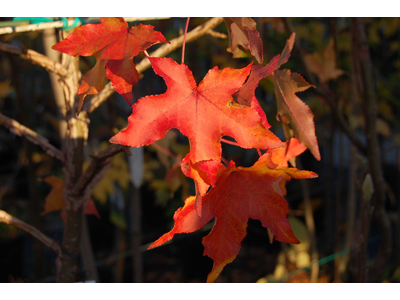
<box><xmin>0</xmin><ymin>41</ymin><xmax>68</xmax><ymax>78</ymax></box>
<box><xmin>181</xmin><ymin>17</ymin><xmax>190</xmax><ymax>64</ymax></box>
<box><xmin>206</xmin><ymin>29</ymin><xmax>228</xmax><ymax>39</ymax></box>
<box><xmin>0</xmin><ymin>210</ymin><xmax>62</xmax><ymax>257</ymax></box>
<box><xmin>82</xmin><ymin>17</ymin><xmax>224</xmax><ymax>114</ymax></box>
<box><xmin>0</xmin><ymin>112</ymin><xmax>65</xmax><ymax>163</ymax></box>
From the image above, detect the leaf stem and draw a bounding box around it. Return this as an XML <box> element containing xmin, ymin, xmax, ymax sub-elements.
<box><xmin>150</xmin><ymin>142</ymin><xmax>175</xmax><ymax>158</ymax></box>
<box><xmin>221</xmin><ymin>156</ymin><xmax>229</xmax><ymax>167</ymax></box>
<box><xmin>181</xmin><ymin>17</ymin><xmax>190</xmax><ymax>64</ymax></box>
<box><xmin>221</xmin><ymin>137</ymin><xmax>239</xmax><ymax>147</ymax></box>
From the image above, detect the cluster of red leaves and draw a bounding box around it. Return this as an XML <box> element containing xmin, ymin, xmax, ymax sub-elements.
<box><xmin>52</xmin><ymin>17</ymin><xmax>166</xmax><ymax>113</ymax></box>
<box><xmin>53</xmin><ymin>17</ymin><xmax>319</xmax><ymax>282</ymax></box>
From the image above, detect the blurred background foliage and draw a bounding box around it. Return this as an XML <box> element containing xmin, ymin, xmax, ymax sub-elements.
<box><xmin>0</xmin><ymin>17</ymin><xmax>399</xmax><ymax>283</ymax></box>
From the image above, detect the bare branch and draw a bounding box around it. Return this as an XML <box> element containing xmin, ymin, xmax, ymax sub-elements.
<box><xmin>82</xmin><ymin>17</ymin><xmax>224</xmax><ymax>114</ymax></box>
<box><xmin>206</xmin><ymin>29</ymin><xmax>228</xmax><ymax>39</ymax></box>
<box><xmin>0</xmin><ymin>209</ymin><xmax>62</xmax><ymax>257</ymax></box>
<box><xmin>0</xmin><ymin>112</ymin><xmax>65</xmax><ymax>163</ymax></box>
<box><xmin>0</xmin><ymin>41</ymin><xmax>68</xmax><ymax>78</ymax></box>
<box><xmin>71</xmin><ymin>144</ymin><xmax>129</xmax><ymax>210</ymax></box>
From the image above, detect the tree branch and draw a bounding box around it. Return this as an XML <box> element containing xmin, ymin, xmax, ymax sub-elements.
<box><xmin>0</xmin><ymin>112</ymin><xmax>65</xmax><ymax>163</ymax></box>
<box><xmin>71</xmin><ymin>144</ymin><xmax>129</xmax><ymax>210</ymax></box>
<box><xmin>0</xmin><ymin>41</ymin><xmax>68</xmax><ymax>78</ymax></box>
<box><xmin>82</xmin><ymin>17</ymin><xmax>224</xmax><ymax>114</ymax></box>
<box><xmin>0</xmin><ymin>209</ymin><xmax>62</xmax><ymax>257</ymax></box>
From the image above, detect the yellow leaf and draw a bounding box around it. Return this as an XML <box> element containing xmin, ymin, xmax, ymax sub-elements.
<box><xmin>91</xmin><ymin>142</ymin><xmax>130</xmax><ymax>204</ymax></box>
<box><xmin>0</xmin><ymin>79</ymin><xmax>14</xmax><ymax>98</ymax></box>
<box><xmin>41</xmin><ymin>176</ymin><xmax>65</xmax><ymax>215</ymax></box>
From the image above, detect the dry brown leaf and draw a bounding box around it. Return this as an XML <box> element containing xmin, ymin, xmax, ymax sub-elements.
<box><xmin>304</xmin><ymin>40</ymin><xmax>344</xmax><ymax>84</ymax></box>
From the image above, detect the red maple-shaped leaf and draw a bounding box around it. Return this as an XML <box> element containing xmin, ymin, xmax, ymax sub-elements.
<box><xmin>224</xmin><ymin>17</ymin><xmax>264</xmax><ymax>63</ymax></box>
<box><xmin>182</xmin><ymin>138</ymin><xmax>308</xmax><ymax>215</ymax></box>
<box><xmin>52</xmin><ymin>17</ymin><xmax>166</xmax><ymax>112</ymax></box>
<box><xmin>110</xmin><ymin>56</ymin><xmax>283</xmax><ymax>165</ymax></box>
<box><xmin>148</xmin><ymin>154</ymin><xmax>317</xmax><ymax>282</ymax></box>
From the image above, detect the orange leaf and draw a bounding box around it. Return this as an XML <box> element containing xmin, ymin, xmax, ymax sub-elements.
<box><xmin>41</xmin><ymin>176</ymin><xmax>65</xmax><ymax>215</ymax></box>
<box><xmin>181</xmin><ymin>154</ymin><xmax>225</xmax><ymax>216</ymax></box>
<box><xmin>110</xmin><ymin>57</ymin><xmax>283</xmax><ymax>165</ymax></box>
<box><xmin>148</xmin><ymin>154</ymin><xmax>317</xmax><ymax>282</ymax></box>
<box><xmin>52</xmin><ymin>17</ymin><xmax>166</xmax><ymax>112</ymax></box>
<box><xmin>41</xmin><ymin>176</ymin><xmax>100</xmax><ymax>221</ymax></box>
<box><xmin>268</xmin><ymin>137</ymin><xmax>307</xmax><ymax>169</ymax></box>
